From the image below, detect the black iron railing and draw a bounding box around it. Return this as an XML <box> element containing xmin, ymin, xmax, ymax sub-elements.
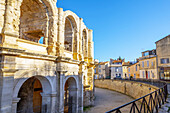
<box><xmin>106</xmin><ymin>83</ymin><xmax>168</xmax><ymax>113</ymax></box>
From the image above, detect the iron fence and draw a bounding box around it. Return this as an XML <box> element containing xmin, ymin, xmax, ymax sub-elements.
<box><xmin>106</xmin><ymin>83</ymin><xmax>168</xmax><ymax>113</ymax></box>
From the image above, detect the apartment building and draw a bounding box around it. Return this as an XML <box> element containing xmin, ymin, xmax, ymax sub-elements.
<box><xmin>139</xmin><ymin>49</ymin><xmax>158</xmax><ymax>79</ymax></box>
<box><xmin>156</xmin><ymin>35</ymin><xmax>170</xmax><ymax>80</ymax></box>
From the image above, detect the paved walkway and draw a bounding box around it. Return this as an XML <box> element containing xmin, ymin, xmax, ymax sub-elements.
<box><xmin>84</xmin><ymin>88</ymin><xmax>140</xmax><ymax>113</ymax></box>
<box><xmin>158</xmin><ymin>83</ymin><xmax>170</xmax><ymax>113</ymax></box>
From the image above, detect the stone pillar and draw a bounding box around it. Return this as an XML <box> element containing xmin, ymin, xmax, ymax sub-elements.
<box><xmin>41</xmin><ymin>93</ymin><xmax>51</xmax><ymax>113</ymax></box>
<box><xmin>85</xmin><ymin>30</ymin><xmax>89</xmax><ymax>58</ymax></box>
<box><xmin>0</xmin><ymin>0</ymin><xmax>6</xmax><ymax>33</ymax></box>
<box><xmin>88</xmin><ymin>29</ymin><xmax>94</xmax><ymax>61</ymax></box>
<box><xmin>78</xmin><ymin>73</ymin><xmax>83</xmax><ymax>113</ymax></box>
<box><xmin>12</xmin><ymin>98</ymin><xmax>20</xmax><ymax>113</ymax></box>
<box><xmin>47</xmin><ymin>14</ymin><xmax>57</xmax><ymax>56</ymax></box>
<box><xmin>78</xmin><ymin>18</ymin><xmax>83</xmax><ymax>61</ymax></box>
<box><xmin>50</xmin><ymin>92</ymin><xmax>57</xmax><ymax>113</ymax></box>
<box><xmin>1</xmin><ymin>0</ymin><xmax>19</xmax><ymax>49</ymax></box>
<box><xmin>56</xmin><ymin>70</ymin><xmax>66</xmax><ymax>113</ymax></box>
<box><xmin>57</xmin><ymin>8</ymin><xmax>65</xmax><ymax>56</ymax></box>
<box><xmin>68</xmin><ymin>87</ymin><xmax>78</xmax><ymax>113</ymax></box>
<box><xmin>0</xmin><ymin>55</ymin><xmax>17</xmax><ymax>113</ymax></box>
<box><xmin>73</xmin><ymin>29</ymin><xmax>79</xmax><ymax>60</ymax></box>
<box><xmin>0</xmin><ymin>74</ymin><xmax>14</xmax><ymax>113</ymax></box>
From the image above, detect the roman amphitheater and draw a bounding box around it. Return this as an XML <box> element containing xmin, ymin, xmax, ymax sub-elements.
<box><xmin>0</xmin><ymin>0</ymin><xmax>94</xmax><ymax>113</ymax></box>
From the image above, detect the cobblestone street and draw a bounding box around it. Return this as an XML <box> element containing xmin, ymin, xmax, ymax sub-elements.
<box><xmin>85</xmin><ymin>88</ymin><xmax>140</xmax><ymax>113</ymax></box>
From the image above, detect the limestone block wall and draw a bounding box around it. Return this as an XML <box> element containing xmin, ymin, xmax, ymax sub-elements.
<box><xmin>0</xmin><ymin>0</ymin><xmax>5</xmax><ymax>33</ymax></box>
<box><xmin>95</xmin><ymin>80</ymin><xmax>159</xmax><ymax>100</ymax></box>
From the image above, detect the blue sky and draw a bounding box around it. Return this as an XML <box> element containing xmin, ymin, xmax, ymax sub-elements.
<box><xmin>57</xmin><ymin>0</ymin><xmax>170</xmax><ymax>62</ymax></box>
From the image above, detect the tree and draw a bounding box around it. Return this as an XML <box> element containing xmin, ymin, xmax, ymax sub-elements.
<box><xmin>118</xmin><ymin>56</ymin><xmax>122</xmax><ymax>60</ymax></box>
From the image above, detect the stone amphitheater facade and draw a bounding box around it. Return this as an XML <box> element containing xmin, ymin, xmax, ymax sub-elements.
<box><xmin>0</xmin><ymin>0</ymin><xmax>94</xmax><ymax>113</ymax></box>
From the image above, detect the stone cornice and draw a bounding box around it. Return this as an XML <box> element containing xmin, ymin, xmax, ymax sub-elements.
<box><xmin>0</xmin><ymin>47</ymin><xmax>57</xmax><ymax>61</ymax></box>
<box><xmin>0</xmin><ymin>47</ymin><xmax>93</xmax><ymax>65</ymax></box>
<box><xmin>56</xmin><ymin>56</ymin><xmax>80</xmax><ymax>64</ymax></box>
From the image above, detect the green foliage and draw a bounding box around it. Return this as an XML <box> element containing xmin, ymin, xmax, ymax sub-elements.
<box><xmin>118</xmin><ymin>56</ymin><xmax>122</xmax><ymax>60</ymax></box>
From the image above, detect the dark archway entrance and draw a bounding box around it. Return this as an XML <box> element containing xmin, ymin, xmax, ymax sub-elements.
<box><xmin>64</xmin><ymin>77</ymin><xmax>77</xmax><ymax>113</ymax></box>
<box><xmin>17</xmin><ymin>77</ymin><xmax>43</xmax><ymax>113</ymax></box>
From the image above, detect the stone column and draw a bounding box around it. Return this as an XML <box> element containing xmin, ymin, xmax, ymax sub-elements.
<box><xmin>56</xmin><ymin>70</ymin><xmax>66</xmax><ymax>113</ymax></box>
<box><xmin>12</xmin><ymin>98</ymin><xmax>20</xmax><ymax>113</ymax></box>
<box><xmin>0</xmin><ymin>0</ymin><xmax>6</xmax><ymax>34</ymax></box>
<box><xmin>57</xmin><ymin>8</ymin><xmax>65</xmax><ymax>56</ymax></box>
<box><xmin>0</xmin><ymin>70</ymin><xmax>16</xmax><ymax>113</ymax></box>
<box><xmin>69</xmin><ymin>87</ymin><xmax>78</xmax><ymax>113</ymax></box>
<box><xmin>41</xmin><ymin>93</ymin><xmax>51</xmax><ymax>113</ymax></box>
<box><xmin>73</xmin><ymin>29</ymin><xmax>79</xmax><ymax>60</ymax></box>
<box><xmin>78</xmin><ymin>18</ymin><xmax>83</xmax><ymax>60</ymax></box>
<box><xmin>78</xmin><ymin>62</ymin><xmax>85</xmax><ymax>113</ymax></box>
<box><xmin>50</xmin><ymin>92</ymin><xmax>57</xmax><ymax>113</ymax></box>
<box><xmin>78</xmin><ymin>73</ymin><xmax>83</xmax><ymax>113</ymax></box>
<box><xmin>1</xmin><ymin>0</ymin><xmax>20</xmax><ymax>49</ymax></box>
<box><xmin>88</xmin><ymin>29</ymin><xmax>94</xmax><ymax>62</ymax></box>
<box><xmin>0</xmin><ymin>55</ymin><xmax>17</xmax><ymax>113</ymax></box>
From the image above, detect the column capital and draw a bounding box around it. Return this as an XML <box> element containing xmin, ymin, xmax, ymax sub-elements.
<box><xmin>12</xmin><ymin>98</ymin><xmax>20</xmax><ymax>104</ymax></box>
<box><xmin>50</xmin><ymin>92</ymin><xmax>57</xmax><ymax>97</ymax></box>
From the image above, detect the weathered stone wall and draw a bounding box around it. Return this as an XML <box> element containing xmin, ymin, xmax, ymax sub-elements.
<box><xmin>0</xmin><ymin>0</ymin><xmax>5</xmax><ymax>33</ymax></box>
<box><xmin>0</xmin><ymin>0</ymin><xmax>94</xmax><ymax>112</ymax></box>
<box><xmin>95</xmin><ymin>80</ymin><xmax>159</xmax><ymax>100</ymax></box>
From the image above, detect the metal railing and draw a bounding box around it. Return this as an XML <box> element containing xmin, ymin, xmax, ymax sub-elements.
<box><xmin>106</xmin><ymin>83</ymin><xmax>168</xmax><ymax>113</ymax></box>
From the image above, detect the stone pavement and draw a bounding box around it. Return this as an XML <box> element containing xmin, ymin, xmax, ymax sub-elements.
<box><xmin>84</xmin><ymin>88</ymin><xmax>140</xmax><ymax>113</ymax></box>
<box><xmin>158</xmin><ymin>83</ymin><xmax>170</xmax><ymax>113</ymax></box>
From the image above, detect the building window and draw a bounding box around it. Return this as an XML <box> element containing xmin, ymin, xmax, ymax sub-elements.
<box><xmin>152</xmin><ymin>73</ymin><xmax>155</xmax><ymax>78</ymax></box>
<box><xmin>161</xmin><ymin>58</ymin><xmax>169</xmax><ymax>64</ymax></box>
<box><xmin>147</xmin><ymin>61</ymin><xmax>149</xmax><ymax>67</ymax></box>
<box><xmin>119</xmin><ymin>74</ymin><xmax>121</xmax><ymax>77</ymax></box>
<box><xmin>151</xmin><ymin>62</ymin><xmax>154</xmax><ymax>67</ymax></box>
<box><xmin>143</xmin><ymin>71</ymin><xmax>145</xmax><ymax>78</ymax></box>
<box><xmin>99</xmin><ymin>69</ymin><xmax>101</xmax><ymax>73</ymax></box>
<box><xmin>115</xmin><ymin>67</ymin><xmax>118</xmax><ymax>72</ymax></box>
<box><xmin>134</xmin><ymin>74</ymin><xmax>136</xmax><ymax>78</ymax></box>
<box><xmin>129</xmin><ymin>74</ymin><xmax>130</xmax><ymax>78</ymax></box>
<box><xmin>148</xmin><ymin>71</ymin><xmax>150</xmax><ymax>79</ymax></box>
<box><xmin>99</xmin><ymin>65</ymin><xmax>101</xmax><ymax>68</ymax></box>
<box><xmin>142</xmin><ymin>61</ymin><xmax>144</xmax><ymax>67</ymax></box>
<box><xmin>136</xmin><ymin>65</ymin><xmax>137</xmax><ymax>71</ymax></box>
<box><xmin>143</xmin><ymin>52</ymin><xmax>149</xmax><ymax>56</ymax></box>
<box><xmin>128</xmin><ymin>68</ymin><xmax>130</xmax><ymax>72</ymax></box>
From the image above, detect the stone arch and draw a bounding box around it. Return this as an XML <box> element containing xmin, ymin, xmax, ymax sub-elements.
<box><xmin>19</xmin><ymin>0</ymin><xmax>49</xmax><ymax>43</ymax></box>
<box><xmin>82</xmin><ymin>28</ymin><xmax>88</xmax><ymax>57</ymax></box>
<box><xmin>63</xmin><ymin>76</ymin><xmax>78</xmax><ymax>113</ymax></box>
<box><xmin>63</xmin><ymin>11</ymin><xmax>79</xmax><ymax>60</ymax></box>
<box><xmin>13</xmin><ymin>75</ymin><xmax>52</xmax><ymax>113</ymax></box>
<box><xmin>14</xmin><ymin>0</ymin><xmax>57</xmax><ymax>55</ymax></box>
<box><xmin>64</xmin><ymin>15</ymin><xmax>78</xmax><ymax>52</ymax></box>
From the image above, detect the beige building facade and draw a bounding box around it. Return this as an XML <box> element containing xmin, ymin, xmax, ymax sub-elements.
<box><xmin>97</xmin><ymin>61</ymin><xmax>110</xmax><ymax>79</ymax></box>
<box><xmin>127</xmin><ymin>62</ymin><xmax>140</xmax><ymax>79</ymax></box>
<box><xmin>0</xmin><ymin>0</ymin><xmax>94</xmax><ymax>113</ymax></box>
<box><xmin>122</xmin><ymin>62</ymin><xmax>131</xmax><ymax>79</ymax></box>
<box><xmin>139</xmin><ymin>49</ymin><xmax>158</xmax><ymax>79</ymax></box>
<box><xmin>156</xmin><ymin>35</ymin><xmax>170</xmax><ymax>80</ymax></box>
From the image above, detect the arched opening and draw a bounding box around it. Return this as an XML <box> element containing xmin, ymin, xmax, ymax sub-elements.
<box><xmin>19</xmin><ymin>0</ymin><xmax>48</xmax><ymax>44</ymax></box>
<box><xmin>64</xmin><ymin>16</ymin><xmax>77</xmax><ymax>53</ymax></box>
<box><xmin>17</xmin><ymin>77</ymin><xmax>42</xmax><ymax>113</ymax></box>
<box><xmin>82</xmin><ymin>29</ymin><xmax>87</xmax><ymax>56</ymax></box>
<box><xmin>64</xmin><ymin>77</ymin><xmax>77</xmax><ymax>113</ymax></box>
